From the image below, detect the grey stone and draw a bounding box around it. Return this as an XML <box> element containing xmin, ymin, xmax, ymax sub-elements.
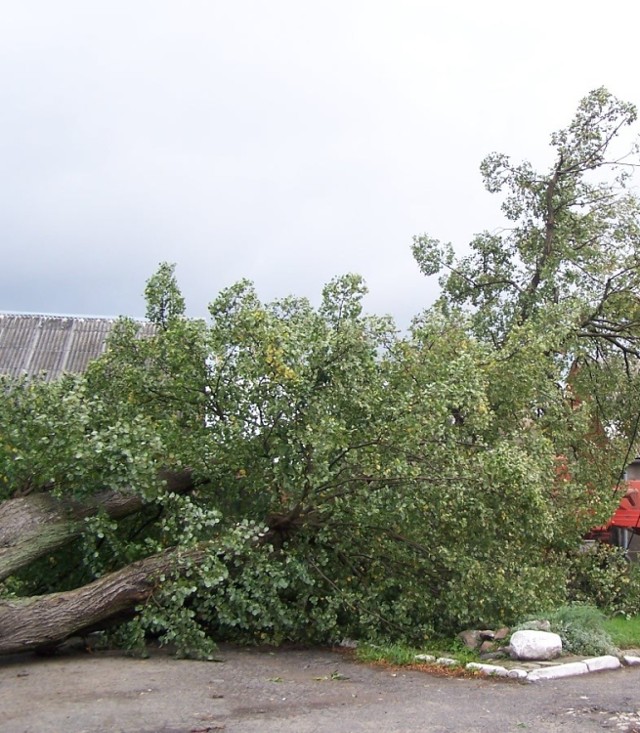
<box><xmin>338</xmin><ymin>638</ymin><xmax>358</xmax><ymax>649</ymax></box>
<box><xmin>507</xmin><ymin>668</ymin><xmax>529</xmax><ymax>680</ymax></box>
<box><xmin>479</xmin><ymin>650</ymin><xmax>507</xmax><ymax>661</ymax></box>
<box><xmin>436</xmin><ymin>657</ymin><xmax>458</xmax><ymax>666</ymax></box>
<box><xmin>466</xmin><ymin>662</ymin><xmax>508</xmax><ymax>677</ymax></box>
<box><xmin>457</xmin><ymin>630</ymin><xmax>482</xmax><ymax>649</ymax></box>
<box><xmin>518</xmin><ymin>619</ymin><xmax>551</xmax><ymax>632</ymax></box>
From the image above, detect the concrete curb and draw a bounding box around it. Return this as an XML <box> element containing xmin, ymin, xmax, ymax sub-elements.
<box><xmin>584</xmin><ymin>655</ymin><xmax>621</xmax><ymax>673</ymax></box>
<box><xmin>465</xmin><ymin>654</ymin><xmax>625</xmax><ymax>682</ymax></box>
<box><xmin>526</xmin><ymin>661</ymin><xmax>589</xmax><ymax>681</ymax></box>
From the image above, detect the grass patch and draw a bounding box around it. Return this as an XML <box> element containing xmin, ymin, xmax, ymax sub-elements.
<box><xmin>352</xmin><ymin>642</ymin><xmax>486</xmax><ymax>680</ymax></box>
<box><xmin>354</xmin><ymin>640</ymin><xmax>479</xmax><ymax>667</ymax></box>
<box><xmin>603</xmin><ymin>615</ymin><xmax>640</xmax><ymax>649</ymax></box>
<box><xmin>355</xmin><ymin>643</ymin><xmax>419</xmax><ymax>666</ymax></box>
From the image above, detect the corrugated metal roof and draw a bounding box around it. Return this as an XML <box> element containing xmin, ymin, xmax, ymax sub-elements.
<box><xmin>0</xmin><ymin>314</ymin><xmax>155</xmax><ymax>381</ymax></box>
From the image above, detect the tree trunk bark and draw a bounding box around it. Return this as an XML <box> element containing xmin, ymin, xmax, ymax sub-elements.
<box><xmin>0</xmin><ymin>469</ymin><xmax>197</xmax><ymax>581</ymax></box>
<box><xmin>0</xmin><ymin>545</ymin><xmax>206</xmax><ymax>656</ymax></box>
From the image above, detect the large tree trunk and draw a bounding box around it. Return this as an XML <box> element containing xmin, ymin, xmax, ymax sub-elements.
<box><xmin>0</xmin><ymin>469</ymin><xmax>197</xmax><ymax>581</ymax></box>
<box><xmin>0</xmin><ymin>470</ymin><xmax>211</xmax><ymax>656</ymax></box>
<box><xmin>0</xmin><ymin>545</ymin><xmax>207</xmax><ymax>656</ymax></box>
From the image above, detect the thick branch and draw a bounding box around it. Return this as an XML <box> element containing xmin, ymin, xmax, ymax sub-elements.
<box><xmin>520</xmin><ymin>158</ymin><xmax>563</xmax><ymax>323</ymax></box>
<box><xmin>0</xmin><ymin>469</ymin><xmax>197</xmax><ymax>581</ymax></box>
<box><xmin>0</xmin><ymin>544</ymin><xmax>206</xmax><ymax>656</ymax></box>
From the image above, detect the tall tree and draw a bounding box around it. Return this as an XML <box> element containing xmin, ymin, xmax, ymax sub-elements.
<box><xmin>413</xmin><ymin>87</ymin><xmax>640</xmax><ymax>477</ymax></box>
<box><xmin>414</xmin><ymin>88</ymin><xmax>640</xmax><ymax>351</ymax></box>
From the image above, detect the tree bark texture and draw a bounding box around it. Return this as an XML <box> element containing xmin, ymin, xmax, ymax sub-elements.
<box><xmin>0</xmin><ymin>545</ymin><xmax>206</xmax><ymax>656</ymax></box>
<box><xmin>0</xmin><ymin>469</ymin><xmax>196</xmax><ymax>581</ymax></box>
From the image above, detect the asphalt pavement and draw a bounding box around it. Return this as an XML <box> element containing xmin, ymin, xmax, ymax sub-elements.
<box><xmin>2</xmin><ymin>645</ymin><xmax>640</xmax><ymax>732</ymax></box>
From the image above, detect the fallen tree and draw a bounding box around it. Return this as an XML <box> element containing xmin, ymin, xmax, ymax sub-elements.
<box><xmin>2</xmin><ymin>89</ymin><xmax>640</xmax><ymax>658</ymax></box>
<box><xmin>0</xmin><ymin>545</ymin><xmax>207</xmax><ymax>655</ymax></box>
<box><xmin>0</xmin><ymin>469</ymin><xmax>197</xmax><ymax>582</ymax></box>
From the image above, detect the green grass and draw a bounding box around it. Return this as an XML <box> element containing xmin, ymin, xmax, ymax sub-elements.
<box><xmin>603</xmin><ymin>615</ymin><xmax>640</xmax><ymax>649</ymax></box>
<box><xmin>354</xmin><ymin>640</ymin><xmax>479</xmax><ymax>667</ymax></box>
<box><xmin>355</xmin><ymin>643</ymin><xmax>422</xmax><ymax>666</ymax></box>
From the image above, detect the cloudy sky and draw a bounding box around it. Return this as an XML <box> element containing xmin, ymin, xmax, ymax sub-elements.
<box><xmin>2</xmin><ymin>1</ymin><xmax>639</xmax><ymax>327</ymax></box>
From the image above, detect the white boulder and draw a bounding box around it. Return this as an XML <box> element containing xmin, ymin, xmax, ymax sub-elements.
<box><xmin>509</xmin><ymin>630</ymin><xmax>562</xmax><ymax>661</ymax></box>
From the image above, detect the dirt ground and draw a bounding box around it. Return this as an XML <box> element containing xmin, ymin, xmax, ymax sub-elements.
<box><xmin>2</xmin><ymin>644</ymin><xmax>640</xmax><ymax>733</ymax></box>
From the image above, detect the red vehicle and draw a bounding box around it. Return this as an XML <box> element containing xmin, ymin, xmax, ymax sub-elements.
<box><xmin>585</xmin><ymin>478</ymin><xmax>640</xmax><ymax>560</ymax></box>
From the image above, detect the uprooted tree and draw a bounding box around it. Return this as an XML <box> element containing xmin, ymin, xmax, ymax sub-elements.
<box><xmin>2</xmin><ymin>88</ymin><xmax>640</xmax><ymax>658</ymax></box>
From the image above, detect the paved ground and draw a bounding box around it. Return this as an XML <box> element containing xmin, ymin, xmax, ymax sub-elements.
<box><xmin>2</xmin><ymin>645</ymin><xmax>640</xmax><ymax>733</ymax></box>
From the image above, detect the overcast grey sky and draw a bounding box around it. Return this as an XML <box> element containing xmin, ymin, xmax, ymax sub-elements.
<box><xmin>2</xmin><ymin>1</ymin><xmax>639</xmax><ymax>327</ymax></box>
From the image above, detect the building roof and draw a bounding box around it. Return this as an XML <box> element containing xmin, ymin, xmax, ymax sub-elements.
<box><xmin>0</xmin><ymin>314</ymin><xmax>154</xmax><ymax>381</ymax></box>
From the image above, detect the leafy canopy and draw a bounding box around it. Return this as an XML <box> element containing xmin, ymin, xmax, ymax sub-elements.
<box><xmin>2</xmin><ymin>89</ymin><xmax>640</xmax><ymax>655</ymax></box>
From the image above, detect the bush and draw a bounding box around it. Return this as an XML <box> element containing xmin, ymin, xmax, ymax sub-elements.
<box><xmin>519</xmin><ymin>603</ymin><xmax>616</xmax><ymax>656</ymax></box>
<box><xmin>566</xmin><ymin>543</ymin><xmax>640</xmax><ymax>616</ymax></box>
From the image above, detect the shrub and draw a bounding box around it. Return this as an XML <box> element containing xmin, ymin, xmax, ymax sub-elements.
<box><xmin>565</xmin><ymin>543</ymin><xmax>640</xmax><ymax>616</ymax></box>
<box><xmin>518</xmin><ymin>603</ymin><xmax>616</xmax><ymax>656</ymax></box>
